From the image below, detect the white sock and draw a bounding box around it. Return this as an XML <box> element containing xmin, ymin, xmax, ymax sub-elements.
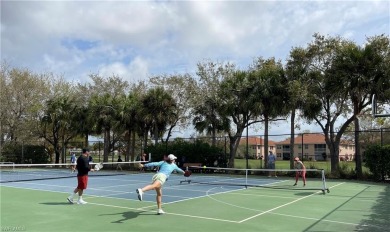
<box><xmin>78</xmin><ymin>196</ymin><xmax>83</xmax><ymax>201</ymax></box>
<box><xmin>69</xmin><ymin>193</ymin><xmax>76</xmax><ymax>198</ymax></box>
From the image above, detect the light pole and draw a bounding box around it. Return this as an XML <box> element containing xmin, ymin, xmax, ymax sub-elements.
<box><xmin>246</xmin><ymin>126</ymin><xmax>249</xmax><ymax>170</ymax></box>
<box><xmin>301</xmin><ymin>133</ymin><xmax>304</xmax><ymax>161</ymax></box>
<box><xmin>260</xmin><ymin>135</ymin><xmax>262</xmax><ymax>168</ymax></box>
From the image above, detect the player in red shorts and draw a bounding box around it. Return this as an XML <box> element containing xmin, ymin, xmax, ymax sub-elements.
<box><xmin>293</xmin><ymin>157</ymin><xmax>306</xmax><ymax>187</ymax></box>
<box><xmin>67</xmin><ymin>148</ymin><xmax>94</xmax><ymax>204</ymax></box>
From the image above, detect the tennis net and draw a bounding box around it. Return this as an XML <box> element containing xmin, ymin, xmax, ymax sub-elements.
<box><xmin>0</xmin><ymin>161</ymin><xmax>141</xmax><ymax>183</ymax></box>
<box><xmin>180</xmin><ymin>166</ymin><xmax>330</xmax><ymax>194</ymax></box>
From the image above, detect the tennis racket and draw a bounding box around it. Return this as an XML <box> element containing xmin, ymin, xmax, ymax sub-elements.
<box><xmin>184</xmin><ymin>170</ymin><xmax>192</xmax><ymax>177</ymax></box>
<box><xmin>94</xmin><ymin>163</ymin><xmax>104</xmax><ymax>171</ymax></box>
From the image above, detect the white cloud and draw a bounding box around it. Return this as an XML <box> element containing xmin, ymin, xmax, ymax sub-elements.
<box><xmin>1</xmin><ymin>0</ymin><xmax>389</xmax><ymax>84</ymax></box>
<box><xmin>97</xmin><ymin>56</ymin><xmax>150</xmax><ymax>82</ymax></box>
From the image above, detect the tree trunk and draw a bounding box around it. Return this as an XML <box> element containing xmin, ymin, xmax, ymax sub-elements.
<box><xmin>290</xmin><ymin>109</ymin><xmax>296</xmax><ymax>169</ymax></box>
<box><xmin>354</xmin><ymin>101</ymin><xmax>362</xmax><ymax>178</ymax></box>
<box><xmin>264</xmin><ymin>115</ymin><xmax>269</xmax><ymax>168</ymax></box>
<box><xmin>212</xmin><ymin>128</ymin><xmax>216</xmax><ymax>147</ymax></box>
<box><xmin>131</xmin><ymin>131</ymin><xmax>136</xmax><ymax>162</ymax></box>
<box><xmin>143</xmin><ymin>130</ymin><xmax>148</xmax><ymax>155</ymax></box>
<box><xmin>228</xmin><ymin>135</ymin><xmax>240</xmax><ymax>168</ymax></box>
<box><xmin>125</xmin><ymin>130</ymin><xmax>131</xmax><ymax>162</ymax></box>
<box><xmin>54</xmin><ymin>146</ymin><xmax>61</xmax><ymax>164</ymax></box>
<box><xmin>154</xmin><ymin>123</ymin><xmax>158</xmax><ymax>145</ymax></box>
<box><xmin>103</xmin><ymin>128</ymin><xmax>110</xmax><ymax>162</ymax></box>
<box><xmin>328</xmin><ymin>140</ymin><xmax>340</xmax><ymax>175</ymax></box>
<box><xmin>84</xmin><ymin>133</ymin><xmax>89</xmax><ymax>149</ymax></box>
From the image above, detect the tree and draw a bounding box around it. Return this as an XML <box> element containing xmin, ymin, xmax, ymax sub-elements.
<box><xmin>89</xmin><ymin>93</ymin><xmax>122</xmax><ymax>162</ymax></box>
<box><xmin>218</xmin><ymin>70</ymin><xmax>264</xmax><ymax>168</ymax></box>
<box><xmin>286</xmin><ymin>47</ymin><xmax>318</xmax><ymax>168</ymax></box>
<box><xmin>330</xmin><ymin>35</ymin><xmax>390</xmax><ymax>177</ymax></box>
<box><xmin>249</xmin><ymin>57</ymin><xmax>289</xmax><ymax>167</ymax></box>
<box><xmin>119</xmin><ymin>91</ymin><xmax>141</xmax><ymax>162</ymax></box>
<box><xmin>140</xmin><ymin>87</ymin><xmax>177</xmax><ymax>146</ymax></box>
<box><xmin>87</xmin><ymin>74</ymin><xmax>129</xmax><ymax>161</ymax></box>
<box><xmin>40</xmin><ymin>96</ymin><xmax>79</xmax><ymax>163</ymax></box>
<box><xmin>0</xmin><ymin>65</ymin><xmax>49</xmax><ymax>143</ymax></box>
<box><xmin>150</xmin><ymin>74</ymin><xmax>197</xmax><ymax>145</ymax></box>
<box><xmin>192</xmin><ymin>61</ymin><xmax>236</xmax><ymax>145</ymax></box>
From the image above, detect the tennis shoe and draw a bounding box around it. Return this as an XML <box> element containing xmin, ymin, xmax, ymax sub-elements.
<box><xmin>136</xmin><ymin>189</ymin><xmax>143</xmax><ymax>201</ymax></box>
<box><xmin>293</xmin><ymin>183</ymin><xmax>297</xmax><ymax>186</ymax></box>
<box><xmin>157</xmin><ymin>209</ymin><xmax>165</xmax><ymax>215</ymax></box>
<box><xmin>77</xmin><ymin>199</ymin><xmax>87</xmax><ymax>204</ymax></box>
<box><xmin>67</xmin><ymin>197</ymin><xmax>74</xmax><ymax>204</ymax></box>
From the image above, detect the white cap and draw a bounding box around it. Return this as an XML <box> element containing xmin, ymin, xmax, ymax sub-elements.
<box><xmin>167</xmin><ymin>154</ymin><xmax>177</xmax><ymax>161</ymax></box>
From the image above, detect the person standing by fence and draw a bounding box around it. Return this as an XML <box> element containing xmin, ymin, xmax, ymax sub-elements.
<box><xmin>267</xmin><ymin>151</ymin><xmax>277</xmax><ymax>177</ymax></box>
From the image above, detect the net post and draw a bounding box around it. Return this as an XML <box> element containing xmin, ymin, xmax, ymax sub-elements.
<box><xmin>321</xmin><ymin>169</ymin><xmax>328</xmax><ymax>194</ymax></box>
<box><xmin>245</xmin><ymin>169</ymin><xmax>248</xmax><ymax>188</ymax></box>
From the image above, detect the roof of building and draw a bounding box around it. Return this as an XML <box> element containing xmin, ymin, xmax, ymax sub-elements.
<box><xmin>277</xmin><ymin>133</ymin><xmax>326</xmax><ymax>145</ymax></box>
<box><xmin>239</xmin><ymin>137</ymin><xmax>276</xmax><ymax>146</ymax></box>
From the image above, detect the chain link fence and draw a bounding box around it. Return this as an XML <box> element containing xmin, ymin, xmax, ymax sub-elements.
<box><xmin>1</xmin><ymin>129</ymin><xmax>389</xmax><ymax>169</ymax></box>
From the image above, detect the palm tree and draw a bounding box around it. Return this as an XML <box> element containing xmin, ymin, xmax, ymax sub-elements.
<box><xmin>40</xmin><ymin>96</ymin><xmax>78</xmax><ymax>163</ymax></box>
<box><xmin>140</xmin><ymin>87</ymin><xmax>177</xmax><ymax>146</ymax></box>
<box><xmin>192</xmin><ymin>97</ymin><xmax>229</xmax><ymax>146</ymax></box>
<box><xmin>249</xmin><ymin>58</ymin><xmax>289</xmax><ymax>167</ymax></box>
<box><xmin>119</xmin><ymin>92</ymin><xmax>141</xmax><ymax>162</ymax></box>
<box><xmin>330</xmin><ymin>35</ymin><xmax>390</xmax><ymax>178</ymax></box>
<box><xmin>89</xmin><ymin>93</ymin><xmax>121</xmax><ymax>162</ymax></box>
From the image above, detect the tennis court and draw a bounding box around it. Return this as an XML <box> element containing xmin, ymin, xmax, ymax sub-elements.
<box><xmin>1</xmin><ymin>168</ymin><xmax>389</xmax><ymax>232</ymax></box>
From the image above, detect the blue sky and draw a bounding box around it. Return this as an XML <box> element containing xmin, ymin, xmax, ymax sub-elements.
<box><xmin>1</xmin><ymin>0</ymin><xmax>389</xmax><ymax>138</ymax></box>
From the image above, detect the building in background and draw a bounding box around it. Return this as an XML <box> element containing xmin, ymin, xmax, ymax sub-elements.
<box><xmin>238</xmin><ymin>137</ymin><xmax>276</xmax><ymax>160</ymax></box>
<box><xmin>275</xmin><ymin>133</ymin><xmax>355</xmax><ymax>161</ymax></box>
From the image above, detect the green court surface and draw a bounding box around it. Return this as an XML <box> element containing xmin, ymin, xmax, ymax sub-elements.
<box><xmin>1</xmin><ymin>179</ymin><xmax>389</xmax><ymax>232</ymax></box>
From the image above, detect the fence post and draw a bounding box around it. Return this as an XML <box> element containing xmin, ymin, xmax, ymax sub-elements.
<box><xmin>21</xmin><ymin>141</ymin><xmax>24</xmax><ymax>164</ymax></box>
<box><xmin>381</xmin><ymin>128</ymin><xmax>383</xmax><ymax>146</ymax></box>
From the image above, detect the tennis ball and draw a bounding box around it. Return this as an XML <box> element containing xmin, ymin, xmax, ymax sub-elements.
<box><xmin>203</xmin><ymin>165</ymin><xmax>206</xmax><ymax>168</ymax></box>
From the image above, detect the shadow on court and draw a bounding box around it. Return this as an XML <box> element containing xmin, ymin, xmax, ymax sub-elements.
<box><xmin>294</xmin><ymin>192</ymin><xmax>316</xmax><ymax>196</ymax></box>
<box><xmin>40</xmin><ymin>202</ymin><xmax>73</xmax><ymax>206</ymax></box>
<box><xmin>357</xmin><ymin>185</ymin><xmax>390</xmax><ymax>232</ymax></box>
<box><xmin>99</xmin><ymin>211</ymin><xmax>155</xmax><ymax>223</ymax></box>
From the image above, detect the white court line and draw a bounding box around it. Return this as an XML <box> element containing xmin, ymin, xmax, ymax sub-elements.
<box><xmin>0</xmin><ymin>183</ymin><xmax>287</xmax><ymax>224</ymax></box>
<box><xmin>227</xmin><ymin>192</ymin><xmax>298</xmax><ymax>199</ymax></box>
<box><xmin>4</xmin><ymin>181</ymin><xmax>379</xmax><ymax>228</ymax></box>
<box><xmin>138</xmin><ymin>185</ymin><xmax>246</xmax><ymax>210</ymax></box>
<box><xmin>1</xmin><ymin>180</ymin><xmax>233</xmax><ymax>203</ymax></box>
<box><xmin>4</xmin><ymin>181</ymin><xmax>130</xmax><ymax>194</ymax></box>
<box><xmin>0</xmin><ymin>185</ymin><xmax>146</xmax><ymax>203</ymax></box>
<box><xmin>88</xmin><ymin>202</ymin><xmax>240</xmax><ymax>223</ymax></box>
<box><xmin>238</xmin><ymin>182</ymin><xmax>345</xmax><ymax>223</ymax></box>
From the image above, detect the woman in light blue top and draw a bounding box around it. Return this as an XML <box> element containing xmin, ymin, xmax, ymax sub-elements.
<box><xmin>136</xmin><ymin>154</ymin><xmax>185</xmax><ymax>215</ymax></box>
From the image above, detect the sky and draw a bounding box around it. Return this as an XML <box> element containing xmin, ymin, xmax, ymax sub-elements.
<box><xmin>1</xmin><ymin>0</ymin><xmax>389</xmax><ymax>139</ymax></box>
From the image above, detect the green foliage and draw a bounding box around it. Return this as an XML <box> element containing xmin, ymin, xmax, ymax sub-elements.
<box><xmin>146</xmin><ymin>139</ymin><xmax>225</xmax><ymax>167</ymax></box>
<box><xmin>364</xmin><ymin>145</ymin><xmax>390</xmax><ymax>181</ymax></box>
<box><xmin>1</xmin><ymin>143</ymin><xmax>49</xmax><ymax>164</ymax></box>
<box><xmin>338</xmin><ymin>162</ymin><xmax>357</xmax><ymax>179</ymax></box>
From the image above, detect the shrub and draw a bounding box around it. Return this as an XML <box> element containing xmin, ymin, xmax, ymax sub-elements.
<box><xmin>338</xmin><ymin>162</ymin><xmax>356</xmax><ymax>179</ymax></box>
<box><xmin>364</xmin><ymin>144</ymin><xmax>390</xmax><ymax>181</ymax></box>
<box><xmin>146</xmin><ymin>139</ymin><xmax>225</xmax><ymax>167</ymax></box>
<box><xmin>1</xmin><ymin>143</ymin><xmax>49</xmax><ymax>164</ymax></box>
